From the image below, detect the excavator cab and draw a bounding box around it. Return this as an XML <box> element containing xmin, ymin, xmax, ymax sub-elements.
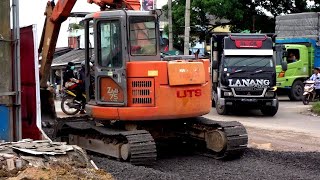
<box><xmin>83</xmin><ymin>10</ymin><xmax>160</xmax><ymax>108</ymax></box>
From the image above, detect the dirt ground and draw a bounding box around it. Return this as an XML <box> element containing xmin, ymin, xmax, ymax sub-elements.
<box><xmin>247</xmin><ymin>126</ymin><xmax>320</xmax><ymax>152</ymax></box>
<box><xmin>3</xmin><ymin>162</ymin><xmax>113</xmax><ymax>180</ymax></box>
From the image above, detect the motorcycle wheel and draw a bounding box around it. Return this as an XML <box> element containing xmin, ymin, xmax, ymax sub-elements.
<box><xmin>61</xmin><ymin>96</ymin><xmax>80</xmax><ymax>115</ymax></box>
<box><xmin>302</xmin><ymin>94</ymin><xmax>310</xmax><ymax>105</ymax></box>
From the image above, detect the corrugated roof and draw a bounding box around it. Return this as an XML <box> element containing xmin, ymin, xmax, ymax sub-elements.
<box><xmin>52</xmin><ymin>48</ymin><xmax>94</xmax><ymax>67</ymax></box>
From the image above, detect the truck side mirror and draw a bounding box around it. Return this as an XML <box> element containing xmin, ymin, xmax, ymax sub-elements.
<box><xmin>212</xmin><ymin>61</ymin><xmax>218</xmax><ymax>70</ymax></box>
<box><xmin>281</xmin><ymin>61</ymin><xmax>288</xmax><ymax>71</ymax></box>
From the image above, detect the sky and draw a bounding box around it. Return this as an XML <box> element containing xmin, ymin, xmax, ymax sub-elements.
<box><xmin>18</xmin><ymin>0</ymin><xmax>168</xmax><ymax>48</ymax></box>
<box><xmin>18</xmin><ymin>0</ymin><xmax>313</xmax><ymax>48</ymax></box>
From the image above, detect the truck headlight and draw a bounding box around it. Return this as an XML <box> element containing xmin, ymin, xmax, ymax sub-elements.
<box><xmin>265</xmin><ymin>91</ymin><xmax>275</xmax><ymax>97</ymax></box>
<box><xmin>224</xmin><ymin>91</ymin><xmax>233</xmax><ymax>96</ymax></box>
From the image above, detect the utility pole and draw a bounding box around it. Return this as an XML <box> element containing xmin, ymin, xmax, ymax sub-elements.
<box><xmin>0</xmin><ymin>0</ymin><xmax>13</xmax><ymax>141</ymax></box>
<box><xmin>168</xmin><ymin>0</ymin><xmax>173</xmax><ymax>50</ymax></box>
<box><xmin>184</xmin><ymin>0</ymin><xmax>191</xmax><ymax>55</ymax></box>
<box><xmin>12</xmin><ymin>0</ymin><xmax>21</xmax><ymax>140</ymax></box>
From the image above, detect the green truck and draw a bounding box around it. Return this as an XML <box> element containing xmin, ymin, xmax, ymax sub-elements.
<box><xmin>275</xmin><ymin>12</ymin><xmax>320</xmax><ymax>100</ymax></box>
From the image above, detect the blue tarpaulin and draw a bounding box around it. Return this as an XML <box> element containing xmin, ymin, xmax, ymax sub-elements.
<box><xmin>0</xmin><ymin>105</ymin><xmax>10</xmax><ymax>141</ymax></box>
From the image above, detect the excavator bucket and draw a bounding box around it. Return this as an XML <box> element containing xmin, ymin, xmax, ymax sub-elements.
<box><xmin>40</xmin><ymin>89</ymin><xmax>57</xmax><ymax>139</ymax></box>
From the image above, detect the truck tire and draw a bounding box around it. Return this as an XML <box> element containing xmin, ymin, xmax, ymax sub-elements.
<box><xmin>212</xmin><ymin>92</ymin><xmax>217</xmax><ymax>107</ymax></box>
<box><xmin>261</xmin><ymin>99</ymin><xmax>279</xmax><ymax>116</ymax></box>
<box><xmin>212</xmin><ymin>99</ymin><xmax>216</xmax><ymax>107</ymax></box>
<box><xmin>289</xmin><ymin>80</ymin><xmax>304</xmax><ymax>101</ymax></box>
<box><xmin>216</xmin><ymin>100</ymin><xmax>228</xmax><ymax>115</ymax></box>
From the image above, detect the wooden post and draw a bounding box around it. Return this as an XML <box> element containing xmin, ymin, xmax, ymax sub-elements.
<box><xmin>0</xmin><ymin>0</ymin><xmax>13</xmax><ymax>141</ymax></box>
<box><xmin>184</xmin><ymin>0</ymin><xmax>191</xmax><ymax>55</ymax></box>
<box><xmin>168</xmin><ymin>0</ymin><xmax>173</xmax><ymax>51</ymax></box>
<box><xmin>0</xmin><ymin>0</ymin><xmax>12</xmax><ymax>104</ymax></box>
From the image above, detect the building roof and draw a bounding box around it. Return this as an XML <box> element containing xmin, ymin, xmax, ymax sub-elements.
<box><xmin>53</xmin><ymin>47</ymin><xmax>73</xmax><ymax>58</ymax></box>
<box><xmin>52</xmin><ymin>48</ymin><xmax>94</xmax><ymax>67</ymax></box>
<box><xmin>70</xmin><ymin>12</ymin><xmax>91</xmax><ymax>17</ymax></box>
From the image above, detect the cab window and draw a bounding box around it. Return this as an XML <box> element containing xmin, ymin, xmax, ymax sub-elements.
<box><xmin>287</xmin><ymin>49</ymin><xmax>300</xmax><ymax>64</ymax></box>
<box><xmin>129</xmin><ymin>16</ymin><xmax>157</xmax><ymax>56</ymax></box>
<box><xmin>98</xmin><ymin>20</ymin><xmax>122</xmax><ymax>68</ymax></box>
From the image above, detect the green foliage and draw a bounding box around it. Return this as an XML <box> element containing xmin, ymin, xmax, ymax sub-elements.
<box><xmin>162</xmin><ymin>0</ymin><xmax>319</xmax><ymax>50</ymax></box>
<box><xmin>311</xmin><ymin>101</ymin><xmax>320</xmax><ymax>115</ymax></box>
<box><xmin>68</xmin><ymin>23</ymin><xmax>83</xmax><ymax>30</ymax></box>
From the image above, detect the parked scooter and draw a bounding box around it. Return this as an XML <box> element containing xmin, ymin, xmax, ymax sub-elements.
<box><xmin>60</xmin><ymin>88</ymin><xmax>86</xmax><ymax>115</ymax></box>
<box><xmin>302</xmin><ymin>80</ymin><xmax>317</xmax><ymax>105</ymax></box>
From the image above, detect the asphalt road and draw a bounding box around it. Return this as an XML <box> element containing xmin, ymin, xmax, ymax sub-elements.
<box><xmin>205</xmin><ymin>96</ymin><xmax>320</xmax><ymax>152</ymax></box>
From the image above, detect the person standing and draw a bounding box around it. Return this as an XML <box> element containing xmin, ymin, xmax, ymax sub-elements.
<box><xmin>63</xmin><ymin>62</ymin><xmax>85</xmax><ymax>113</ymax></box>
<box><xmin>309</xmin><ymin>67</ymin><xmax>320</xmax><ymax>97</ymax></box>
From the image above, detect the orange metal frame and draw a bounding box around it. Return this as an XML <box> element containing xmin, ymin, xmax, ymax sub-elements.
<box><xmin>87</xmin><ymin>60</ymin><xmax>212</xmax><ymax>121</ymax></box>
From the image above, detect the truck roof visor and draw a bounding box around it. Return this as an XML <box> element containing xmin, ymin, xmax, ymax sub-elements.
<box><xmin>229</xmin><ymin>33</ymin><xmax>267</xmax><ymax>41</ymax></box>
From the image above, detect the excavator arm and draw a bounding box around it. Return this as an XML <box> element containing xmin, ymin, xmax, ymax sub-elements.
<box><xmin>38</xmin><ymin>0</ymin><xmax>141</xmax><ymax>88</ymax></box>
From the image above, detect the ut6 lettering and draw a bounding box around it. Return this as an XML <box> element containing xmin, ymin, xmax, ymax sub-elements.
<box><xmin>177</xmin><ymin>89</ymin><xmax>202</xmax><ymax>98</ymax></box>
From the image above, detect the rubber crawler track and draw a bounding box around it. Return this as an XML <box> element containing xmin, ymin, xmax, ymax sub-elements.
<box><xmin>192</xmin><ymin>117</ymin><xmax>248</xmax><ymax>159</ymax></box>
<box><xmin>43</xmin><ymin>116</ymin><xmax>247</xmax><ymax>164</ymax></box>
<box><xmin>53</xmin><ymin>118</ymin><xmax>157</xmax><ymax>166</ymax></box>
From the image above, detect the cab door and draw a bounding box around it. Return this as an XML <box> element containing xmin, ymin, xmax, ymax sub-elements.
<box><xmin>94</xmin><ymin>18</ymin><xmax>127</xmax><ymax>106</ymax></box>
<box><xmin>285</xmin><ymin>45</ymin><xmax>309</xmax><ymax>78</ymax></box>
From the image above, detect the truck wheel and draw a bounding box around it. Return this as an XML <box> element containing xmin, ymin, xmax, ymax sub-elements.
<box><xmin>216</xmin><ymin>100</ymin><xmax>228</xmax><ymax>115</ymax></box>
<box><xmin>261</xmin><ymin>100</ymin><xmax>279</xmax><ymax>117</ymax></box>
<box><xmin>212</xmin><ymin>99</ymin><xmax>216</xmax><ymax>107</ymax></box>
<box><xmin>289</xmin><ymin>80</ymin><xmax>304</xmax><ymax>101</ymax></box>
<box><xmin>212</xmin><ymin>92</ymin><xmax>217</xmax><ymax>107</ymax></box>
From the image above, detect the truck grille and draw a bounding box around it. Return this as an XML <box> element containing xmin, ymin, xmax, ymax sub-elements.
<box><xmin>234</xmin><ymin>91</ymin><xmax>264</xmax><ymax>96</ymax></box>
<box><xmin>128</xmin><ymin>78</ymin><xmax>155</xmax><ymax>107</ymax></box>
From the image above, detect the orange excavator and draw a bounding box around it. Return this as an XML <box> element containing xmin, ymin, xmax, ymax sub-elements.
<box><xmin>39</xmin><ymin>0</ymin><xmax>248</xmax><ymax>165</ymax></box>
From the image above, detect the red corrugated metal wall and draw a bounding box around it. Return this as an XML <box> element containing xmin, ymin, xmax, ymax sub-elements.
<box><xmin>20</xmin><ymin>25</ymin><xmax>41</xmax><ymax>140</ymax></box>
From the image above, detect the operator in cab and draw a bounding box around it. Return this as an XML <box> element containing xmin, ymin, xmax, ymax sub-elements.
<box><xmin>309</xmin><ymin>67</ymin><xmax>320</xmax><ymax>97</ymax></box>
<box><xmin>287</xmin><ymin>53</ymin><xmax>297</xmax><ymax>63</ymax></box>
<box><xmin>101</xmin><ymin>33</ymin><xmax>121</xmax><ymax>68</ymax></box>
<box><xmin>79</xmin><ymin>61</ymin><xmax>95</xmax><ymax>99</ymax></box>
<box><xmin>63</xmin><ymin>62</ymin><xmax>86</xmax><ymax>114</ymax></box>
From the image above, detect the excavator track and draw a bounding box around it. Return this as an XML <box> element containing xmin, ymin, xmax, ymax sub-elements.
<box><xmin>42</xmin><ymin>116</ymin><xmax>247</xmax><ymax>165</ymax></box>
<box><xmin>51</xmin><ymin>118</ymin><xmax>157</xmax><ymax>166</ymax></box>
<box><xmin>186</xmin><ymin>117</ymin><xmax>248</xmax><ymax>159</ymax></box>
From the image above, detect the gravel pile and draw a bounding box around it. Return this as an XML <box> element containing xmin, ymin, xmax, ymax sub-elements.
<box><xmin>92</xmin><ymin>148</ymin><xmax>320</xmax><ymax>180</ymax></box>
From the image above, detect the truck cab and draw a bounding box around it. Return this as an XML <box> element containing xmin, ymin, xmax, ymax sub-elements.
<box><xmin>212</xmin><ymin>33</ymin><xmax>279</xmax><ymax>116</ymax></box>
<box><xmin>275</xmin><ymin>38</ymin><xmax>320</xmax><ymax>100</ymax></box>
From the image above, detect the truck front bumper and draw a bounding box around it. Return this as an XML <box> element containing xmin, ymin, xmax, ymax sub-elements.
<box><xmin>218</xmin><ymin>97</ymin><xmax>278</xmax><ymax>107</ymax></box>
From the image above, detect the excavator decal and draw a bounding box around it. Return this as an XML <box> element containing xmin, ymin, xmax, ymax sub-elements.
<box><xmin>177</xmin><ymin>89</ymin><xmax>202</xmax><ymax>98</ymax></box>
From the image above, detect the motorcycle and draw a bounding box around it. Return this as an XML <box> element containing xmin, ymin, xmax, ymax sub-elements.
<box><xmin>60</xmin><ymin>88</ymin><xmax>86</xmax><ymax>115</ymax></box>
<box><xmin>302</xmin><ymin>80</ymin><xmax>317</xmax><ymax>105</ymax></box>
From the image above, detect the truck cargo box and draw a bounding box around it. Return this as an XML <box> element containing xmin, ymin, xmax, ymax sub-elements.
<box><xmin>275</xmin><ymin>12</ymin><xmax>320</xmax><ymax>39</ymax></box>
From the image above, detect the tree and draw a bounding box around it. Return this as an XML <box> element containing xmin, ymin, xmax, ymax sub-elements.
<box><xmin>162</xmin><ymin>0</ymin><xmax>311</xmax><ymax>49</ymax></box>
<box><xmin>68</xmin><ymin>23</ymin><xmax>83</xmax><ymax>31</ymax></box>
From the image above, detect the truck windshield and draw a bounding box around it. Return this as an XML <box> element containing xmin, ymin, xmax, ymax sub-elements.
<box><xmin>129</xmin><ymin>16</ymin><xmax>157</xmax><ymax>56</ymax></box>
<box><xmin>224</xmin><ymin>56</ymin><xmax>274</xmax><ymax>67</ymax></box>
